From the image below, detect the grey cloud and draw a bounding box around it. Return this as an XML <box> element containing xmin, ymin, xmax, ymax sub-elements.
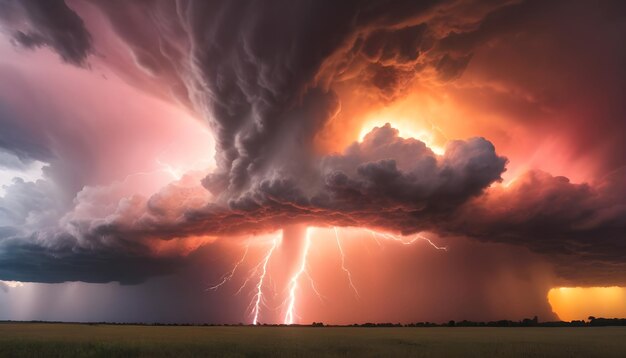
<box><xmin>445</xmin><ymin>169</ymin><xmax>626</xmax><ymax>285</ymax></box>
<box><xmin>0</xmin><ymin>239</ymin><xmax>184</xmax><ymax>284</ymax></box>
<box><xmin>0</xmin><ymin>150</ymin><xmax>30</xmax><ymax>170</ymax></box>
<box><xmin>0</xmin><ymin>177</ymin><xmax>62</xmax><ymax>228</ymax></box>
<box><xmin>89</xmin><ymin>124</ymin><xmax>506</xmax><ymax>239</ymax></box>
<box><xmin>0</xmin><ymin>0</ymin><xmax>92</xmax><ymax>65</ymax></box>
<box><xmin>86</xmin><ymin>0</ymin><xmax>509</xmax><ymax>196</ymax></box>
<box><xmin>0</xmin><ymin>226</ymin><xmax>18</xmax><ymax>239</ymax></box>
<box><xmin>0</xmin><ymin>120</ymin><xmax>508</xmax><ymax>284</ymax></box>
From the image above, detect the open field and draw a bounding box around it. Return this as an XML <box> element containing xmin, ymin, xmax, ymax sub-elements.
<box><xmin>1</xmin><ymin>323</ymin><xmax>626</xmax><ymax>357</ymax></box>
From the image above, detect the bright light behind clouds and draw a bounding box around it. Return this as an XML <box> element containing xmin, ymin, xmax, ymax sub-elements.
<box><xmin>358</xmin><ymin>119</ymin><xmax>446</xmax><ymax>155</ymax></box>
<box><xmin>0</xmin><ymin>160</ymin><xmax>45</xmax><ymax>196</ymax></box>
<box><xmin>549</xmin><ymin>287</ymin><xmax>626</xmax><ymax>321</ymax></box>
<box><xmin>0</xmin><ymin>280</ymin><xmax>24</xmax><ymax>289</ymax></box>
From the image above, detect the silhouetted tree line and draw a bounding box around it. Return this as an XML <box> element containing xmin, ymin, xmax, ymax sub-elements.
<box><xmin>587</xmin><ymin>316</ymin><xmax>626</xmax><ymax>326</ymax></box>
<box><xmin>2</xmin><ymin>316</ymin><xmax>626</xmax><ymax>327</ymax></box>
<box><xmin>302</xmin><ymin>316</ymin><xmax>626</xmax><ymax>327</ymax></box>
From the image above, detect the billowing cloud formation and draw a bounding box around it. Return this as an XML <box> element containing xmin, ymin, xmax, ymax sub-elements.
<box><xmin>87</xmin><ymin>124</ymin><xmax>506</xmax><ymax>238</ymax></box>
<box><xmin>448</xmin><ymin>169</ymin><xmax>626</xmax><ymax>285</ymax></box>
<box><xmin>85</xmin><ymin>0</ymin><xmax>507</xmax><ymax>194</ymax></box>
<box><xmin>0</xmin><ymin>0</ymin><xmax>625</xmax><ymax>294</ymax></box>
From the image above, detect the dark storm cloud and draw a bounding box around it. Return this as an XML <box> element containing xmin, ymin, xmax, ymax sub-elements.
<box><xmin>87</xmin><ymin>0</ymin><xmax>509</xmax><ymax>194</ymax></box>
<box><xmin>0</xmin><ymin>0</ymin><xmax>625</xmax><ymax>287</ymax></box>
<box><xmin>444</xmin><ymin>169</ymin><xmax>626</xmax><ymax>285</ymax></box>
<box><xmin>0</xmin><ymin>238</ymin><xmax>185</xmax><ymax>284</ymax></box>
<box><xmin>0</xmin><ymin>123</ymin><xmax>506</xmax><ymax>284</ymax></box>
<box><xmin>76</xmin><ymin>125</ymin><xmax>505</xmax><ymax>240</ymax></box>
<box><xmin>0</xmin><ymin>0</ymin><xmax>92</xmax><ymax>65</ymax></box>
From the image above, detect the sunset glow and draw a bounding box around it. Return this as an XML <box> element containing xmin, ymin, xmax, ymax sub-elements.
<box><xmin>549</xmin><ymin>287</ymin><xmax>626</xmax><ymax>322</ymax></box>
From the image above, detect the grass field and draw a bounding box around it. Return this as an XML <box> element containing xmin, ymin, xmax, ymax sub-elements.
<box><xmin>1</xmin><ymin>323</ymin><xmax>626</xmax><ymax>357</ymax></box>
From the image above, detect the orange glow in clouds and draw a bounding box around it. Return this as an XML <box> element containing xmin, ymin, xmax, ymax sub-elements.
<box><xmin>356</xmin><ymin>119</ymin><xmax>623</xmax><ymax>323</ymax></box>
<box><xmin>322</xmin><ymin>84</ymin><xmax>454</xmax><ymax>157</ymax></box>
<box><xmin>548</xmin><ymin>287</ymin><xmax>626</xmax><ymax>321</ymax></box>
<box><xmin>322</xmin><ymin>71</ymin><xmax>598</xmax><ymax>184</ymax></box>
<box><xmin>358</xmin><ymin>117</ymin><xmax>446</xmax><ymax>155</ymax></box>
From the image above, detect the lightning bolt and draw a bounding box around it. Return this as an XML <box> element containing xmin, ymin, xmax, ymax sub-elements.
<box><xmin>369</xmin><ymin>230</ymin><xmax>383</xmax><ymax>247</ymax></box>
<box><xmin>305</xmin><ymin>270</ymin><xmax>325</xmax><ymax>302</ymax></box>
<box><xmin>215</xmin><ymin>227</ymin><xmax>446</xmax><ymax>325</ymax></box>
<box><xmin>251</xmin><ymin>236</ymin><xmax>280</xmax><ymax>325</ymax></box>
<box><xmin>334</xmin><ymin>227</ymin><xmax>360</xmax><ymax>298</ymax></box>
<box><xmin>206</xmin><ymin>243</ymin><xmax>250</xmax><ymax>291</ymax></box>
<box><xmin>234</xmin><ymin>235</ymin><xmax>281</xmax><ymax>297</ymax></box>
<box><xmin>234</xmin><ymin>262</ymin><xmax>261</xmax><ymax>296</ymax></box>
<box><xmin>283</xmin><ymin>227</ymin><xmax>312</xmax><ymax>325</ymax></box>
<box><xmin>368</xmin><ymin>230</ymin><xmax>447</xmax><ymax>251</ymax></box>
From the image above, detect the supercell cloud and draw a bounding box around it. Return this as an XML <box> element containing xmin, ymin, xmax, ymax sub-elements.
<box><xmin>0</xmin><ymin>0</ymin><xmax>625</xmax><ymax>322</ymax></box>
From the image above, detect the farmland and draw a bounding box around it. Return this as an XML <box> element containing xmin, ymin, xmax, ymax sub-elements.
<box><xmin>1</xmin><ymin>323</ymin><xmax>625</xmax><ymax>357</ymax></box>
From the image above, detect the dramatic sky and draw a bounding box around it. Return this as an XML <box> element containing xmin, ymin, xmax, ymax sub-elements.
<box><xmin>0</xmin><ymin>0</ymin><xmax>625</xmax><ymax>324</ymax></box>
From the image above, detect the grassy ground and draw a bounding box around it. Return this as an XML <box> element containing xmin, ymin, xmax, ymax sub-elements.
<box><xmin>1</xmin><ymin>323</ymin><xmax>625</xmax><ymax>357</ymax></box>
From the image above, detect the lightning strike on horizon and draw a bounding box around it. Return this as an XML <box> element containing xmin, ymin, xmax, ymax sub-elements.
<box><xmin>283</xmin><ymin>227</ymin><xmax>312</xmax><ymax>325</ymax></box>
<box><xmin>334</xmin><ymin>227</ymin><xmax>360</xmax><ymax>298</ymax></box>
<box><xmin>251</xmin><ymin>236</ymin><xmax>280</xmax><ymax>325</ymax></box>
<box><xmin>206</xmin><ymin>243</ymin><xmax>250</xmax><ymax>291</ymax></box>
<box><xmin>219</xmin><ymin>228</ymin><xmax>446</xmax><ymax>325</ymax></box>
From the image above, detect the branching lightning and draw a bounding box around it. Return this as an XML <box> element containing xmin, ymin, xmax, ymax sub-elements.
<box><xmin>206</xmin><ymin>243</ymin><xmax>250</xmax><ymax>291</ymax></box>
<box><xmin>368</xmin><ymin>230</ymin><xmax>447</xmax><ymax>251</ymax></box>
<box><xmin>251</xmin><ymin>236</ymin><xmax>280</xmax><ymax>325</ymax></box>
<box><xmin>235</xmin><ymin>257</ymin><xmax>264</xmax><ymax>296</ymax></box>
<box><xmin>333</xmin><ymin>227</ymin><xmax>360</xmax><ymax>298</ymax></box>
<box><xmin>305</xmin><ymin>270</ymin><xmax>325</xmax><ymax>302</ymax></box>
<box><xmin>213</xmin><ymin>227</ymin><xmax>446</xmax><ymax>325</ymax></box>
<box><xmin>283</xmin><ymin>227</ymin><xmax>312</xmax><ymax>325</ymax></box>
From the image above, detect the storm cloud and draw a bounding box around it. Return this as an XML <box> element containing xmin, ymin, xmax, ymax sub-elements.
<box><xmin>447</xmin><ymin>169</ymin><xmax>626</xmax><ymax>285</ymax></box>
<box><xmin>80</xmin><ymin>124</ymin><xmax>506</xmax><ymax>240</ymax></box>
<box><xmin>0</xmin><ymin>0</ymin><xmax>92</xmax><ymax>65</ymax></box>
<box><xmin>0</xmin><ymin>0</ymin><xmax>624</xmax><ymax>294</ymax></box>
